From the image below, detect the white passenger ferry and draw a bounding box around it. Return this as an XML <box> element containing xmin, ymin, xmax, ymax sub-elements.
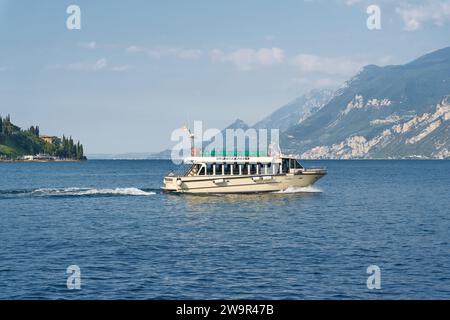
<box><xmin>163</xmin><ymin>150</ymin><xmax>326</xmax><ymax>194</ymax></box>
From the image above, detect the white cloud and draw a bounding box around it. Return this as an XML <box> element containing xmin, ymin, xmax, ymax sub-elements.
<box><xmin>344</xmin><ymin>0</ymin><xmax>363</xmax><ymax>6</ymax></box>
<box><xmin>291</xmin><ymin>77</ymin><xmax>342</xmax><ymax>89</ymax></box>
<box><xmin>49</xmin><ymin>58</ymin><xmax>129</xmax><ymax>72</ymax></box>
<box><xmin>79</xmin><ymin>41</ymin><xmax>97</xmax><ymax>49</ymax></box>
<box><xmin>126</xmin><ymin>46</ymin><xmax>202</xmax><ymax>60</ymax></box>
<box><xmin>67</xmin><ymin>58</ymin><xmax>107</xmax><ymax>71</ymax></box>
<box><xmin>396</xmin><ymin>0</ymin><xmax>450</xmax><ymax>31</ymax></box>
<box><xmin>210</xmin><ymin>47</ymin><xmax>285</xmax><ymax>70</ymax></box>
<box><xmin>292</xmin><ymin>54</ymin><xmax>365</xmax><ymax>76</ymax></box>
<box><xmin>339</xmin><ymin>0</ymin><xmax>450</xmax><ymax>31</ymax></box>
<box><xmin>93</xmin><ymin>58</ymin><xmax>107</xmax><ymax>70</ymax></box>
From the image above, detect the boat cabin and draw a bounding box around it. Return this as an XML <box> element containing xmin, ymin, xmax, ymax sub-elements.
<box><xmin>182</xmin><ymin>156</ymin><xmax>303</xmax><ymax>177</ymax></box>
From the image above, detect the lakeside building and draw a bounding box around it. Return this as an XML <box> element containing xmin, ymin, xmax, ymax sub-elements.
<box><xmin>39</xmin><ymin>135</ymin><xmax>59</xmax><ymax>145</ymax></box>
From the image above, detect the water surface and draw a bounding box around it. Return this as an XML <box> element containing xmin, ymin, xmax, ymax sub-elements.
<box><xmin>1</xmin><ymin>160</ymin><xmax>449</xmax><ymax>299</ymax></box>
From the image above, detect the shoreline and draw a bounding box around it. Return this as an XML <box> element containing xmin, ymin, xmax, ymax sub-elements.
<box><xmin>0</xmin><ymin>159</ymin><xmax>85</xmax><ymax>163</ymax></box>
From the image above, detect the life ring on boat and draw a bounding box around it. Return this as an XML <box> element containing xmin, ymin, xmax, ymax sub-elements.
<box><xmin>176</xmin><ymin>178</ymin><xmax>182</xmax><ymax>186</ymax></box>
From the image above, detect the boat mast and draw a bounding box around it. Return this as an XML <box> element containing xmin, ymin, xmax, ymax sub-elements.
<box><xmin>183</xmin><ymin>126</ymin><xmax>196</xmax><ymax>156</ymax></box>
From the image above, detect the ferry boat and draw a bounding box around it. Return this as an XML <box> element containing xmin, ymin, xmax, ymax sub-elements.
<box><xmin>163</xmin><ymin>150</ymin><xmax>327</xmax><ymax>194</ymax></box>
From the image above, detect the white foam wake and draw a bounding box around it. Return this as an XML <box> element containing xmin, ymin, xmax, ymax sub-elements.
<box><xmin>274</xmin><ymin>186</ymin><xmax>322</xmax><ymax>194</ymax></box>
<box><xmin>32</xmin><ymin>187</ymin><xmax>155</xmax><ymax>196</ymax></box>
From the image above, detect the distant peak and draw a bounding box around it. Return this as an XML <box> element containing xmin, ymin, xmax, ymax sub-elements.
<box><xmin>362</xmin><ymin>64</ymin><xmax>380</xmax><ymax>70</ymax></box>
<box><xmin>226</xmin><ymin>118</ymin><xmax>249</xmax><ymax>130</ymax></box>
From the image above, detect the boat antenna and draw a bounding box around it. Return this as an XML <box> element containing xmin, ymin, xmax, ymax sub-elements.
<box><xmin>182</xmin><ymin>125</ymin><xmax>196</xmax><ymax>156</ymax></box>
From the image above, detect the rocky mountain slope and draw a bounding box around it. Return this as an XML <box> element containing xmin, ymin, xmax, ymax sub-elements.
<box><xmin>282</xmin><ymin>47</ymin><xmax>450</xmax><ymax>159</ymax></box>
<box><xmin>254</xmin><ymin>89</ymin><xmax>334</xmax><ymax>132</ymax></box>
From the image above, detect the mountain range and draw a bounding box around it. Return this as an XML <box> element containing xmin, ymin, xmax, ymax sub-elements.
<box><xmin>229</xmin><ymin>46</ymin><xmax>450</xmax><ymax>159</ymax></box>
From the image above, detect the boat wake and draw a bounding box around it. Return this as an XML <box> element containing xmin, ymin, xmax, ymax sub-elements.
<box><xmin>0</xmin><ymin>187</ymin><xmax>156</xmax><ymax>198</ymax></box>
<box><xmin>274</xmin><ymin>186</ymin><xmax>322</xmax><ymax>194</ymax></box>
<box><xmin>1</xmin><ymin>186</ymin><xmax>320</xmax><ymax>198</ymax></box>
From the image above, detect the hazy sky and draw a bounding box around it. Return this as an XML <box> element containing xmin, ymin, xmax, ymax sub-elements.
<box><xmin>0</xmin><ymin>0</ymin><xmax>449</xmax><ymax>153</ymax></box>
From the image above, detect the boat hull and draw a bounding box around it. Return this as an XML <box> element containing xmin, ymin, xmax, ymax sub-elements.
<box><xmin>163</xmin><ymin>170</ymin><xmax>326</xmax><ymax>194</ymax></box>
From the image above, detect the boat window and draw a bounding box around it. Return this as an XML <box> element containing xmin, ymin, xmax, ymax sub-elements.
<box><xmin>272</xmin><ymin>163</ymin><xmax>280</xmax><ymax>174</ymax></box>
<box><xmin>198</xmin><ymin>165</ymin><xmax>206</xmax><ymax>175</ymax></box>
<box><xmin>232</xmin><ymin>163</ymin><xmax>238</xmax><ymax>175</ymax></box>
<box><xmin>223</xmin><ymin>164</ymin><xmax>228</xmax><ymax>175</ymax></box>
<box><xmin>290</xmin><ymin>159</ymin><xmax>295</xmax><ymax>169</ymax></box>
<box><xmin>282</xmin><ymin>159</ymin><xmax>289</xmax><ymax>173</ymax></box>
<box><xmin>190</xmin><ymin>164</ymin><xmax>200</xmax><ymax>175</ymax></box>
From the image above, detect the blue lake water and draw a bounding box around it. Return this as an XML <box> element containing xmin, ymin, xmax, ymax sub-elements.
<box><xmin>0</xmin><ymin>160</ymin><xmax>449</xmax><ymax>299</ymax></box>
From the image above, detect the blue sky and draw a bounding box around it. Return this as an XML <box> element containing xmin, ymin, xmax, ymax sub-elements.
<box><xmin>0</xmin><ymin>0</ymin><xmax>449</xmax><ymax>153</ymax></box>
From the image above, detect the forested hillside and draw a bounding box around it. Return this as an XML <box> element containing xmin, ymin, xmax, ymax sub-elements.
<box><xmin>0</xmin><ymin>115</ymin><xmax>86</xmax><ymax>160</ymax></box>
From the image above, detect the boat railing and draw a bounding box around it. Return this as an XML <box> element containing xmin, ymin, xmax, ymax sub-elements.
<box><xmin>201</xmin><ymin>150</ymin><xmax>269</xmax><ymax>157</ymax></box>
<box><xmin>303</xmin><ymin>167</ymin><xmax>328</xmax><ymax>173</ymax></box>
<box><xmin>167</xmin><ymin>164</ymin><xmax>194</xmax><ymax>177</ymax></box>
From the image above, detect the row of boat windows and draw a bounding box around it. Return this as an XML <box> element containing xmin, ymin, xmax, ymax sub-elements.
<box><xmin>193</xmin><ymin>160</ymin><xmax>303</xmax><ymax>176</ymax></box>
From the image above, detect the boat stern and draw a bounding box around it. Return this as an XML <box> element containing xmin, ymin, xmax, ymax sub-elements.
<box><xmin>162</xmin><ymin>176</ymin><xmax>181</xmax><ymax>192</ymax></box>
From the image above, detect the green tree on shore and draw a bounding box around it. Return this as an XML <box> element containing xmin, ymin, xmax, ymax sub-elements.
<box><xmin>28</xmin><ymin>126</ymin><xmax>40</xmax><ymax>136</ymax></box>
<box><xmin>55</xmin><ymin>135</ymin><xmax>85</xmax><ymax>160</ymax></box>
